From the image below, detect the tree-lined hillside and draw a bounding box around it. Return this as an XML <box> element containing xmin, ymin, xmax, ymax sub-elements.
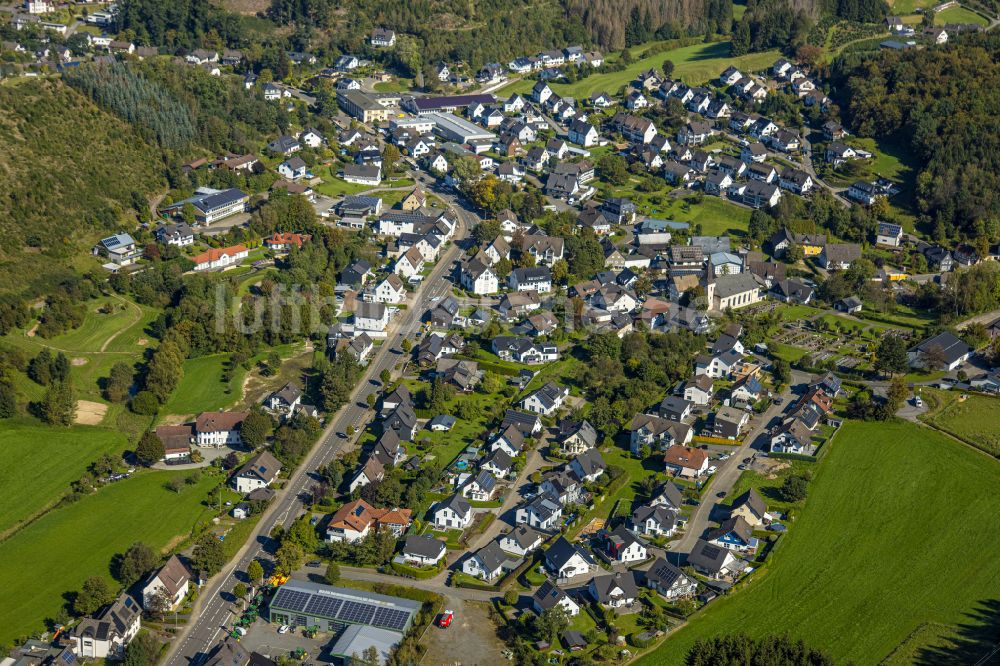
<box><xmin>0</xmin><ymin>80</ymin><xmax>165</xmax><ymax>297</ymax></box>
<box><xmin>832</xmin><ymin>32</ymin><xmax>1000</xmax><ymax>242</ymax></box>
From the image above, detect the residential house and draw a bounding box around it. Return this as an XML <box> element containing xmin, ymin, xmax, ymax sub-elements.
<box><xmin>192</xmin><ymin>244</ymin><xmax>249</xmax><ymax>272</ymax></box>
<box><xmin>462</xmin><ymin>541</ymin><xmax>508</xmax><ymax>581</ymax></box>
<box><xmin>684</xmin><ymin>375</ymin><xmax>715</xmax><ymax>406</ymax></box>
<box><xmin>818</xmin><ymin>243</ymin><xmax>862</xmax><ymax>270</ymax></box>
<box><xmin>687</xmin><ymin>538</ymin><xmax>745</xmax><ymax>579</ymax></box>
<box><xmin>645</xmin><ymin>558</ymin><xmax>698</xmax><ymax>600</ymax></box>
<box><xmin>461</xmin><ymin>470</ymin><xmax>497</xmax><ymax>502</ymax></box>
<box><xmin>533</xmin><ymin>580</ymin><xmax>581</xmax><ymax>616</ymax></box>
<box><xmin>589</xmin><ymin>571</ymin><xmax>639</xmax><ymax>608</ymax></box>
<box><xmin>713</xmin><ymin>405</ymin><xmax>750</xmax><ymax>440</ymax></box>
<box><xmin>326</xmin><ymin>499</ymin><xmax>412</xmax><ymax>544</ymax></box>
<box><xmin>232</xmin><ymin>451</ymin><xmax>282</xmax><ymax>494</ymax></box>
<box><xmin>515</xmin><ymin>494</ymin><xmax>563</xmax><ymax>530</ymax></box>
<box><xmin>141</xmin><ymin>555</ymin><xmax>189</xmax><ymax>611</ymax></box>
<box><xmin>401</xmin><ymin>535</ymin><xmax>447</xmax><ymax>567</ymax></box>
<box><xmin>355</xmin><ymin>302</ymin><xmax>390</xmax><ymax>337</ymax></box>
<box><xmin>568</xmin><ymin>448</ymin><xmax>606</xmax><ymax>483</ymax></box>
<box><xmin>602</xmin><ymin>525</ymin><xmax>647</xmax><ymax>563</ymax></box>
<box><xmin>520</xmin><ymin>382</ymin><xmax>569</xmax><ymax>416</ymax></box>
<box><xmin>663</xmin><ymin>445</ymin><xmax>709</xmax><ymax>478</ymax></box>
<box><xmin>907</xmin><ymin>331</ymin><xmax>972</xmax><ymax>371</ymax></box>
<box><xmin>509</xmin><ymin>266</ymin><xmax>552</xmax><ymax>293</ymax></box>
<box><xmin>706</xmin><ymin>516</ymin><xmax>757</xmax><ymax>553</ymax></box>
<box><xmin>730</xmin><ymin>488</ymin><xmax>769</xmax><ymax>527</ymax></box>
<box><xmin>499</xmin><ymin>526</ymin><xmax>543</xmax><ymax>557</ymax></box>
<box><xmin>877</xmin><ymin>222</ymin><xmax>904</xmax><ymax>248</ymax></box>
<box><xmin>432</xmin><ymin>494</ymin><xmax>473</xmax><ymax>530</ymax></box>
<box><xmin>70</xmin><ymin>594</ymin><xmax>141</xmax><ymax>659</ymax></box>
<box><xmin>628</xmin><ymin>413</ymin><xmax>693</xmax><ymax>454</ymax></box>
<box><xmin>545</xmin><ymin>537</ymin><xmax>596</xmax><ymax>580</ymax></box>
<box><xmin>630</xmin><ymin>504</ymin><xmax>679</xmax><ymax>538</ymax></box>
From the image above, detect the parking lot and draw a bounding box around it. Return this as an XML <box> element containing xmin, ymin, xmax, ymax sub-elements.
<box><xmin>239</xmin><ymin>619</ymin><xmax>335</xmax><ymax>664</ymax></box>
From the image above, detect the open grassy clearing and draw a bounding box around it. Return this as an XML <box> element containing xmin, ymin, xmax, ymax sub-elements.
<box><xmin>0</xmin><ymin>294</ymin><xmax>153</xmax><ymax>405</ymax></box>
<box><xmin>161</xmin><ymin>353</ymin><xmax>249</xmax><ymax>417</ymax></box>
<box><xmin>935</xmin><ymin>5</ymin><xmax>989</xmax><ymax>24</ymax></box>
<box><xmin>888</xmin><ymin>0</ymin><xmax>937</xmax><ymax>13</ymax></box>
<box><xmin>0</xmin><ymin>420</ymin><xmax>130</xmax><ymax>536</ymax></box>
<box><xmin>0</xmin><ymin>470</ymin><xmax>223</xmax><ymax>643</ymax></box>
<box><xmin>498</xmin><ymin>41</ymin><xmax>780</xmax><ymax>99</ymax></box>
<box><xmin>922</xmin><ymin>391</ymin><xmax>1000</xmax><ymax>457</ymax></box>
<box><xmin>160</xmin><ymin>342</ymin><xmax>305</xmax><ymax>419</ymax></box>
<box><xmin>639</xmin><ymin>420</ymin><xmax>1000</xmax><ymax>665</ymax></box>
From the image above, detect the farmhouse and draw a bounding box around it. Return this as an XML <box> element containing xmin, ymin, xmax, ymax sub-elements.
<box><xmin>195</xmin><ymin>411</ymin><xmax>248</xmax><ymax>447</ymax></box>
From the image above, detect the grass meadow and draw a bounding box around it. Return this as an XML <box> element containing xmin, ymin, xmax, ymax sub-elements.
<box><xmin>0</xmin><ymin>470</ymin><xmax>223</xmax><ymax>643</ymax></box>
<box><xmin>638</xmin><ymin>420</ymin><xmax>1000</xmax><ymax>665</ymax></box>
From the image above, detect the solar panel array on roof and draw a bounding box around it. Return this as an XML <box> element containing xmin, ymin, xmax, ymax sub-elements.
<box><xmin>305</xmin><ymin>595</ymin><xmax>343</xmax><ymax>617</ymax></box>
<box><xmin>339</xmin><ymin>600</ymin><xmax>377</xmax><ymax>624</ymax></box>
<box><xmin>272</xmin><ymin>587</ymin><xmax>310</xmax><ymax>612</ymax></box>
<box><xmin>372</xmin><ymin>607</ymin><xmax>411</xmax><ymax>631</ymax></box>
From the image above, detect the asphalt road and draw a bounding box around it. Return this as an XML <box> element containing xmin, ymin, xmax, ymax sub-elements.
<box><xmin>669</xmin><ymin>368</ymin><xmax>810</xmax><ymax>555</ymax></box>
<box><xmin>163</xmin><ymin>186</ymin><xmax>478</xmax><ymax>666</ymax></box>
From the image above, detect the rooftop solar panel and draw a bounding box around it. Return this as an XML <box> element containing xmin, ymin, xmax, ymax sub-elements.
<box><xmin>271</xmin><ymin>588</ymin><xmax>310</xmax><ymax>613</ymax></box>
<box><xmin>372</xmin><ymin>607</ymin><xmax>411</xmax><ymax>631</ymax></box>
<box><xmin>337</xmin><ymin>600</ymin><xmax>376</xmax><ymax>624</ymax></box>
<box><xmin>304</xmin><ymin>595</ymin><xmax>343</xmax><ymax>618</ymax></box>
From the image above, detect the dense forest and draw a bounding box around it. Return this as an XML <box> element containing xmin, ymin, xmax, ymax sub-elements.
<box><xmin>730</xmin><ymin>0</ymin><xmax>886</xmax><ymax>54</ymax></box>
<box><xmin>832</xmin><ymin>33</ymin><xmax>1000</xmax><ymax>242</ymax></box>
<box><xmin>115</xmin><ymin>0</ymin><xmax>247</xmax><ymax>50</ymax></box>
<box><xmin>0</xmin><ymin>80</ymin><xmax>165</xmax><ymax>297</ymax></box>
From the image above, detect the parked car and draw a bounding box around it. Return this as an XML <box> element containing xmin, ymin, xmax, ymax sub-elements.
<box><xmin>439</xmin><ymin>610</ymin><xmax>454</xmax><ymax>628</ymax></box>
<box><xmin>278</xmin><ymin>625</ymin><xmax>290</xmax><ymax>634</ymax></box>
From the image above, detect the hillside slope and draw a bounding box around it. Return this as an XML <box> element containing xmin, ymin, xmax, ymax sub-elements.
<box><xmin>0</xmin><ymin>79</ymin><xmax>165</xmax><ymax>296</ymax></box>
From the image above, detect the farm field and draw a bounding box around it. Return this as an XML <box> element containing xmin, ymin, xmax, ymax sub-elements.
<box><xmin>0</xmin><ymin>470</ymin><xmax>221</xmax><ymax>643</ymax></box>
<box><xmin>0</xmin><ymin>420</ymin><xmax>130</xmax><ymax>536</ymax></box>
<box><xmin>638</xmin><ymin>420</ymin><xmax>1000</xmax><ymax>665</ymax></box>
<box><xmin>498</xmin><ymin>41</ymin><xmax>780</xmax><ymax>98</ymax></box>
<box><xmin>922</xmin><ymin>391</ymin><xmax>1000</xmax><ymax>457</ymax></box>
<box><xmin>935</xmin><ymin>5</ymin><xmax>989</xmax><ymax>25</ymax></box>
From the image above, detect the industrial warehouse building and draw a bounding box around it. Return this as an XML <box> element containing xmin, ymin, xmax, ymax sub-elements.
<box><xmin>268</xmin><ymin>580</ymin><xmax>421</xmax><ymax>635</ymax></box>
<box><xmin>426</xmin><ymin>112</ymin><xmax>496</xmax><ymax>144</ymax></box>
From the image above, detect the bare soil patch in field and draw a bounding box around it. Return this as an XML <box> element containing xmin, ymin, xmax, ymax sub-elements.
<box><xmin>75</xmin><ymin>400</ymin><xmax>107</xmax><ymax>425</ymax></box>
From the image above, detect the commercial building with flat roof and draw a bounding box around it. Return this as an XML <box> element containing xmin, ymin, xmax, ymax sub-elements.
<box><xmin>403</xmin><ymin>93</ymin><xmax>496</xmax><ymax>115</ymax></box>
<box><xmin>329</xmin><ymin>625</ymin><xmax>403</xmax><ymax>665</ymax></box>
<box><xmin>268</xmin><ymin>580</ymin><xmax>421</xmax><ymax>634</ymax></box>
<box><xmin>426</xmin><ymin>112</ymin><xmax>496</xmax><ymax>144</ymax></box>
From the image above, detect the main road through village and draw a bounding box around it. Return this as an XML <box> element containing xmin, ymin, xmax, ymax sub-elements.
<box><xmin>163</xmin><ymin>180</ymin><xmax>478</xmax><ymax>666</ymax></box>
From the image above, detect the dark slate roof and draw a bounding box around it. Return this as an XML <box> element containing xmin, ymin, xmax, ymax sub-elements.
<box><xmin>403</xmin><ymin>534</ymin><xmax>446</xmax><ymax>559</ymax></box>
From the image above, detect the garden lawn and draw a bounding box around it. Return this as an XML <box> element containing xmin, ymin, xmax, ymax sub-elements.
<box><xmin>0</xmin><ymin>420</ymin><xmax>130</xmax><ymax>535</ymax></box>
<box><xmin>0</xmin><ymin>470</ymin><xmax>221</xmax><ymax>643</ymax></box>
<box><xmin>637</xmin><ymin>420</ymin><xmax>1000</xmax><ymax>665</ymax></box>
<box><xmin>924</xmin><ymin>392</ymin><xmax>1000</xmax><ymax>457</ymax></box>
<box><xmin>935</xmin><ymin>5</ymin><xmax>989</xmax><ymax>25</ymax></box>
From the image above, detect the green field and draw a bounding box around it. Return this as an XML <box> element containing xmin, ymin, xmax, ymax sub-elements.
<box><xmin>889</xmin><ymin>0</ymin><xmax>938</xmax><ymax>14</ymax></box>
<box><xmin>498</xmin><ymin>41</ymin><xmax>780</xmax><ymax>99</ymax></box>
<box><xmin>934</xmin><ymin>5</ymin><xmax>989</xmax><ymax>25</ymax></box>
<box><xmin>923</xmin><ymin>392</ymin><xmax>1000</xmax><ymax>457</ymax></box>
<box><xmin>162</xmin><ymin>353</ymin><xmax>250</xmax><ymax>417</ymax></box>
<box><xmin>0</xmin><ymin>420</ymin><xmax>131</xmax><ymax>536</ymax></box>
<box><xmin>0</xmin><ymin>294</ymin><xmax>154</xmax><ymax>404</ymax></box>
<box><xmin>0</xmin><ymin>470</ymin><xmax>222</xmax><ymax>642</ymax></box>
<box><xmin>637</xmin><ymin>420</ymin><xmax>1000</xmax><ymax>665</ymax></box>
